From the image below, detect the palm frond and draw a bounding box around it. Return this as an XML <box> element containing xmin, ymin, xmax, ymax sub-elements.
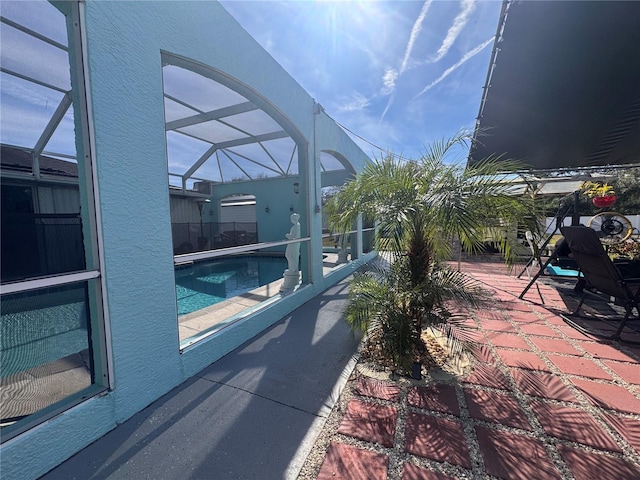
<box><xmin>329</xmin><ymin>132</ymin><xmax>541</xmax><ymax>374</ymax></box>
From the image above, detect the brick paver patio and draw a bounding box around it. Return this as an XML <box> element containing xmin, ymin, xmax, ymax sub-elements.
<box><xmin>312</xmin><ymin>261</ymin><xmax>640</xmax><ymax>479</ymax></box>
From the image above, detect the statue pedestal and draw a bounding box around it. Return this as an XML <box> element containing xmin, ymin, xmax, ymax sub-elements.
<box><xmin>337</xmin><ymin>249</ymin><xmax>349</xmax><ymax>264</ymax></box>
<box><xmin>280</xmin><ymin>269</ymin><xmax>300</xmax><ymax>293</ymax></box>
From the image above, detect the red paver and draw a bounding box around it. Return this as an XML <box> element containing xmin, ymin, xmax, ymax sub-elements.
<box><xmin>556</xmin><ymin>325</ymin><xmax>596</xmax><ymax>341</ymax></box>
<box><xmin>576</xmin><ymin>341</ymin><xmax>635</xmax><ymax>362</ymax></box>
<box><xmin>519</xmin><ymin>290</ymin><xmax>546</xmax><ymax>304</ymax></box>
<box><xmin>474</xmin><ymin>310</ymin><xmax>506</xmax><ymax>321</ymax></box>
<box><xmin>528</xmin><ymin>336</ymin><xmax>582</xmax><ymax>356</ymax></box>
<box><xmin>518</xmin><ymin>323</ymin><xmax>558</xmax><ymax>338</ymax></box>
<box><xmin>558</xmin><ymin>445</ymin><xmax>640</xmax><ymax>479</ymax></box>
<box><xmin>407</xmin><ymin>384</ymin><xmax>459</xmax><ymax>416</ymax></box>
<box><xmin>471</xmin><ymin>344</ymin><xmax>495</xmax><ymax>363</ymax></box>
<box><xmin>544</xmin><ymin>313</ymin><xmax>568</xmax><ymax>326</ymax></box>
<box><xmin>570</xmin><ymin>378</ymin><xmax>640</xmax><ymax>415</ymax></box>
<box><xmin>500</xmin><ymin>301</ymin><xmax>535</xmax><ymax>313</ymax></box>
<box><xmin>529</xmin><ymin>305</ymin><xmax>557</xmax><ymax>317</ymax></box>
<box><xmin>317</xmin><ymin>442</ymin><xmax>388</xmax><ymax>480</ymax></box>
<box><xmin>546</xmin><ymin>354</ymin><xmax>612</xmax><ymax>380</ymax></box>
<box><xmin>444</xmin><ymin>303</ymin><xmax>470</xmax><ymax>317</ymax></box>
<box><xmin>475</xmin><ymin>426</ymin><xmax>561</xmax><ymax>480</ymax></box>
<box><xmin>495</xmin><ymin>348</ymin><xmax>552</xmax><ymax>372</ymax></box>
<box><xmin>402</xmin><ymin>463</ymin><xmax>457</xmax><ymax>480</ymax></box>
<box><xmin>404</xmin><ymin>412</ymin><xmax>471</xmax><ymax>469</ymax></box>
<box><xmin>456</xmin><ymin>317</ymin><xmax>478</xmax><ymax>329</ymax></box>
<box><xmin>529</xmin><ymin>400</ymin><xmax>621</xmax><ymax>452</ymax></box>
<box><xmin>500</xmin><ymin>279</ymin><xmax>524</xmax><ymax>289</ymax></box>
<box><xmin>354</xmin><ymin>377</ymin><xmax>401</xmax><ymax>402</ymax></box>
<box><xmin>338</xmin><ymin>399</ymin><xmax>397</xmax><ymax>447</ymax></box>
<box><xmin>507</xmin><ymin>311</ymin><xmax>544</xmax><ymax>324</ymax></box>
<box><xmin>486</xmin><ymin>332</ymin><xmax>531</xmax><ymax>350</ymax></box>
<box><xmin>495</xmin><ymin>292</ymin><xmax>518</xmax><ymax>302</ymax></box>
<box><xmin>511</xmin><ymin>368</ymin><xmax>578</xmax><ymax>402</ymax></box>
<box><xmin>464</xmin><ymin>388</ymin><xmax>531</xmax><ymax>430</ymax></box>
<box><xmin>462</xmin><ymin>364</ymin><xmax>512</xmax><ymax>390</ymax></box>
<box><xmin>537</xmin><ymin>288</ymin><xmax>564</xmax><ymax>301</ymax></box>
<box><xmin>604</xmin><ymin>413</ymin><xmax>640</xmax><ymax>453</ymax></box>
<box><xmin>602</xmin><ymin>360</ymin><xmax>640</xmax><ymax>385</ymax></box>
<box><xmin>458</xmin><ymin>327</ymin><xmax>486</xmax><ymax>343</ymax></box>
<box><xmin>479</xmin><ymin>319</ymin><xmax>518</xmax><ymax>333</ymax></box>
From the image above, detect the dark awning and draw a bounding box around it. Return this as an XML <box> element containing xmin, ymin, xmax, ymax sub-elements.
<box><xmin>469</xmin><ymin>1</ymin><xmax>640</xmax><ymax>170</ymax></box>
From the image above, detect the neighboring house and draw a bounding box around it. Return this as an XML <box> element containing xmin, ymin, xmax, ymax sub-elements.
<box><xmin>0</xmin><ymin>2</ymin><xmax>372</xmax><ymax>479</ymax></box>
<box><xmin>1</xmin><ymin>146</ymin><xmax>83</xmax><ymax>282</ymax></box>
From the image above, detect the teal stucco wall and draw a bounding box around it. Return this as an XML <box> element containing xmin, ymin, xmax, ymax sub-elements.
<box><xmin>0</xmin><ymin>2</ymin><xmax>372</xmax><ymax>479</ymax></box>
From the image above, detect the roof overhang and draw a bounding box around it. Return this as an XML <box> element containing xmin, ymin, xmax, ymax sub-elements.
<box><xmin>469</xmin><ymin>1</ymin><xmax>640</xmax><ymax>170</ymax></box>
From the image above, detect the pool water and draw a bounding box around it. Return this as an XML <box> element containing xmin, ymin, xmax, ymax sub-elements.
<box><xmin>175</xmin><ymin>256</ymin><xmax>287</xmax><ymax>316</ymax></box>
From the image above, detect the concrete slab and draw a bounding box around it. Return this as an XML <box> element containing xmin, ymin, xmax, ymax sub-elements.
<box><xmin>41</xmin><ymin>280</ymin><xmax>360</xmax><ymax>480</ymax></box>
<box><xmin>198</xmin><ymin>284</ymin><xmax>356</xmax><ymax>417</ymax></box>
<box><xmin>41</xmin><ymin>377</ymin><xmax>320</xmax><ymax>480</ymax></box>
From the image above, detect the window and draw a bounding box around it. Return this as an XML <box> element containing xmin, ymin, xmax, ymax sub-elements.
<box><xmin>161</xmin><ymin>54</ymin><xmax>309</xmax><ymax>348</ymax></box>
<box><xmin>0</xmin><ymin>0</ymin><xmax>107</xmax><ymax>440</ymax></box>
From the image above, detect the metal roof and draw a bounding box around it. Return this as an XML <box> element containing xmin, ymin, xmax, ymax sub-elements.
<box><xmin>1</xmin><ymin>0</ymin><xmax>349</xmax><ymax>192</ymax></box>
<box><xmin>469</xmin><ymin>1</ymin><xmax>640</xmax><ymax>170</ymax></box>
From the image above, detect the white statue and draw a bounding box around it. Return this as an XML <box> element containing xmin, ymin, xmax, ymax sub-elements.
<box><xmin>281</xmin><ymin>213</ymin><xmax>301</xmax><ymax>293</ymax></box>
<box><xmin>285</xmin><ymin>213</ymin><xmax>301</xmax><ymax>271</ymax></box>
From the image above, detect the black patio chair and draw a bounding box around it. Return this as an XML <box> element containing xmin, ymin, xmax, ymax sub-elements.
<box><xmin>560</xmin><ymin>225</ymin><xmax>640</xmax><ymax>342</ymax></box>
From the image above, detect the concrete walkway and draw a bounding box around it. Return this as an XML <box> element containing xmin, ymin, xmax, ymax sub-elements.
<box><xmin>41</xmin><ymin>279</ymin><xmax>360</xmax><ymax>480</ymax></box>
<box><xmin>311</xmin><ymin>261</ymin><xmax>640</xmax><ymax>479</ymax></box>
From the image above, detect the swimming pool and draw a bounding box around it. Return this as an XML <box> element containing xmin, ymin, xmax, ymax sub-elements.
<box><xmin>175</xmin><ymin>256</ymin><xmax>287</xmax><ymax>316</ymax></box>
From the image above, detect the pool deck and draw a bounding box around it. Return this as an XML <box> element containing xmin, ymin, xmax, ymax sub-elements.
<box><xmin>39</xmin><ymin>259</ymin><xmax>640</xmax><ymax>479</ymax></box>
<box><xmin>178</xmin><ymin>253</ymin><xmax>345</xmax><ymax>344</ymax></box>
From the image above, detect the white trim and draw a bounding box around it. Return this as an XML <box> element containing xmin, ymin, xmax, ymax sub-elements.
<box><xmin>356</xmin><ymin>214</ymin><xmax>363</xmax><ymax>259</ymax></box>
<box><xmin>174</xmin><ymin>237</ymin><xmax>311</xmax><ymax>264</ymax></box>
<box><xmin>77</xmin><ymin>0</ymin><xmax>114</xmax><ymax>390</ymax></box>
<box><xmin>321</xmin><ymin>227</ymin><xmax>373</xmax><ymax>238</ymax></box>
<box><xmin>0</xmin><ymin>270</ymin><xmax>100</xmax><ymax>295</ymax></box>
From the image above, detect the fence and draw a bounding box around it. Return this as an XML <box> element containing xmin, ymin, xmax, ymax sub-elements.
<box><xmin>1</xmin><ymin>213</ymin><xmax>86</xmax><ymax>282</ymax></box>
<box><xmin>172</xmin><ymin>221</ymin><xmax>258</xmax><ymax>254</ymax></box>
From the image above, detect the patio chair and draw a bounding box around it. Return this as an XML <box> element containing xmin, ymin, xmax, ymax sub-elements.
<box><xmin>518</xmin><ymin>234</ymin><xmax>580</xmax><ymax>302</ymax></box>
<box><xmin>516</xmin><ymin>231</ymin><xmax>542</xmax><ymax>278</ymax></box>
<box><xmin>560</xmin><ymin>225</ymin><xmax>640</xmax><ymax>342</ymax></box>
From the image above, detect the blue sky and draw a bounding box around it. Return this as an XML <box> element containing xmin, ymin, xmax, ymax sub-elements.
<box><xmin>221</xmin><ymin>0</ymin><xmax>502</xmax><ymax>161</ymax></box>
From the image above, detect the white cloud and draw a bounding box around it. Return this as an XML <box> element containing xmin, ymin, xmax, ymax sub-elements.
<box><xmin>431</xmin><ymin>0</ymin><xmax>477</xmax><ymax>63</ymax></box>
<box><xmin>334</xmin><ymin>92</ymin><xmax>371</xmax><ymax>112</ymax></box>
<box><xmin>414</xmin><ymin>37</ymin><xmax>493</xmax><ymax>98</ymax></box>
<box><xmin>381</xmin><ymin>68</ymin><xmax>399</xmax><ymax>95</ymax></box>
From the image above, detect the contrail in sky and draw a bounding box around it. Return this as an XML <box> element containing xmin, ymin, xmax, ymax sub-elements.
<box><xmin>430</xmin><ymin>0</ymin><xmax>477</xmax><ymax>63</ymax></box>
<box><xmin>413</xmin><ymin>37</ymin><xmax>493</xmax><ymax>99</ymax></box>
<box><xmin>380</xmin><ymin>0</ymin><xmax>433</xmax><ymax>122</ymax></box>
<box><xmin>400</xmin><ymin>0</ymin><xmax>433</xmax><ymax>74</ymax></box>
<box><xmin>379</xmin><ymin>91</ymin><xmax>396</xmax><ymax>124</ymax></box>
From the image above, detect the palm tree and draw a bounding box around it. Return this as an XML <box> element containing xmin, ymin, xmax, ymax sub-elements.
<box><xmin>328</xmin><ymin>132</ymin><xmax>539</xmax><ymax>374</ymax></box>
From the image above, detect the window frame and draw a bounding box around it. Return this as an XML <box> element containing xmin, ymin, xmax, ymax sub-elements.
<box><xmin>0</xmin><ymin>0</ymin><xmax>110</xmax><ymax>442</ymax></box>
